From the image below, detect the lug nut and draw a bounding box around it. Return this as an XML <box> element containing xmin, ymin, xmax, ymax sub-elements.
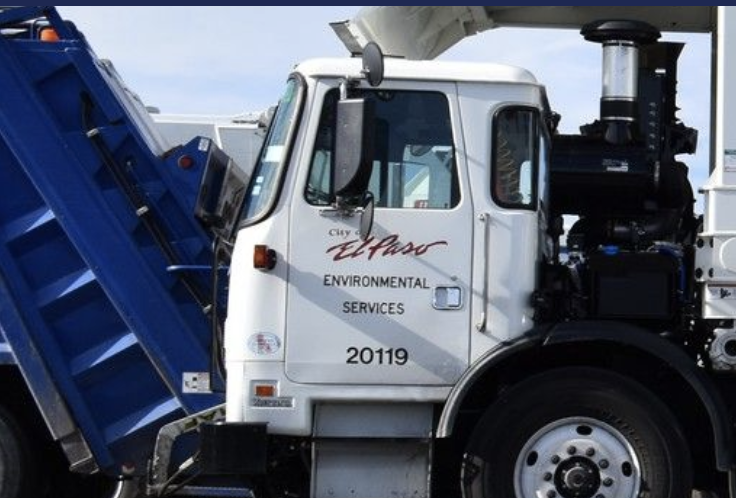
<box><xmin>552</xmin><ymin>455</ymin><xmax>561</xmax><ymax>464</ymax></box>
<box><xmin>543</xmin><ymin>472</ymin><xmax>553</xmax><ymax>482</ymax></box>
<box><xmin>599</xmin><ymin>459</ymin><xmax>609</xmax><ymax>469</ymax></box>
<box><xmin>548</xmin><ymin>490</ymin><xmax>557</xmax><ymax>498</ymax></box>
<box><xmin>567</xmin><ymin>446</ymin><xmax>577</xmax><ymax>455</ymax></box>
<box><xmin>586</xmin><ymin>448</ymin><xmax>595</xmax><ymax>457</ymax></box>
<box><xmin>603</xmin><ymin>478</ymin><xmax>613</xmax><ymax>487</ymax></box>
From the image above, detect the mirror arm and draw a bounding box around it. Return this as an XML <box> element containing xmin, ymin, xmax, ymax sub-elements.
<box><xmin>319</xmin><ymin>204</ymin><xmax>358</xmax><ymax>218</ymax></box>
<box><xmin>339</xmin><ymin>77</ymin><xmax>359</xmax><ymax>100</ymax></box>
<box><xmin>340</xmin><ymin>79</ymin><xmax>348</xmax><ymax>100</ymax></box>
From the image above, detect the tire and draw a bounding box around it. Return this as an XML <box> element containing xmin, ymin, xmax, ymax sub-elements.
<box><xmin>462</xmin><ymin>367</ymin><xmax>692</xmax><ymax>498</ymax></box>
<box><xmin>0</xmin><ymin>405</ymin><xmax>37</xmax><ymax>498</ymax></box>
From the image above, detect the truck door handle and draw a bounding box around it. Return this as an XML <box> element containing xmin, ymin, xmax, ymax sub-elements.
<box><xmin>433</xmin><ymin>286</ymin><xmax>463</xmax><ymax>310</ymax></box>
<box><xmin>476</xmin><ymin>213</ymin><xmax>491</xmax><ymax>332</ymax></box>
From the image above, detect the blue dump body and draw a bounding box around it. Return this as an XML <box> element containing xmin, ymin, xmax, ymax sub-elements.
<box><xmin>0</xmin><ymin>7</ymin><xmax>224</xmax><ymax>475</ymax></box>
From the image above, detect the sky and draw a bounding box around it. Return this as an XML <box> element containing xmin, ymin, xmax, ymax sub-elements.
<box><xmin>57</xmin><ymin>6</ymin><xmax>712</xmax><ymax>198</ymax></box>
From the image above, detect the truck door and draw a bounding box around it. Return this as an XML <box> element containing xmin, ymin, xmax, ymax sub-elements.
<box><xmin>286</xmin><ymin>84</ymin><xmax>472</xmax><ymax>385</ymax></box>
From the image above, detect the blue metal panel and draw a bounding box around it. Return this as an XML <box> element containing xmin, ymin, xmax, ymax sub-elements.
<box><xmin>0</xmin><ymin>332</ymin><xmax>15</xmax><ymax>365</ymax></box>
<box><xmin>0</xmin><ymin>8</ymin><xmax>224</xmax><ymax>475</ymax></box>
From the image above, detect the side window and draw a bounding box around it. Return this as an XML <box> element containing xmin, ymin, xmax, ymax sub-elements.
<box><xmin>492</xmin><ymin>107</ymin><xmax>539</xmax><ymax>210</ymax></box>
<box><xmin>306</xmin><ymin>89</ymin><xmax>459</xmax><ymax>209</ymax></box>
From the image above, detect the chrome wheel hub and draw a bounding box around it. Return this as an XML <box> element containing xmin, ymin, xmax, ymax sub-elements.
<box><xmin>513</xmin><ymin>417</ymin><xmax>641</xmax><ymax>498</ymax></box>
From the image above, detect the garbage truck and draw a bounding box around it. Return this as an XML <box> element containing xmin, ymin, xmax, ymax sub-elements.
<box><xmin>0</xmin><ymin>6</ymin><xmax>233</xmax><ymax>497</ymax></box>
<box><xmin>3</xmin><ymin>5</ymin><xmax>736</xmax><ymax>498</ymax></box>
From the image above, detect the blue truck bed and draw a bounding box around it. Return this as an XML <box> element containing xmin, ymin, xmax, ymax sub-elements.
<box><xmin>0</xmin><ymin>7</ymin><xmax>224</xmax><ymax>475</ymax></box>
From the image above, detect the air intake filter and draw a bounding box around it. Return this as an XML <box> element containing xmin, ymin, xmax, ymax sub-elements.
<box><xmin>582</xmin><ymin>20</ymin><xmax>660</xmax><ymax>144</ymax></box>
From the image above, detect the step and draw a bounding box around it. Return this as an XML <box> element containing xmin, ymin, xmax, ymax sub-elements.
<box><xmin>36</xmin><ymin>268</ymin><xmax>97</xmax><ymax>309</ymax></box>
<box><xmin>2</xmin><ymin>206</ymin><xmax>56</xmax><ymax>243</ymax></box>
<box><xmin>170</xmin><ymin>486</ymin><xmax>253</xmax><ymax>497</ymax></box>
<box><xmin>70</xmin><ymin>330</ymin><xmax>140</xmax><ymax>380</ymax></box>
<box><xmin>104</xmin><ymin>396</ymin><xmax>182</xmax><ymax>446</ymax></box>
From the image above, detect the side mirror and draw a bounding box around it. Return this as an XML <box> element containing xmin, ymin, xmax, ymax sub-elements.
<box><xmin>194</xmin><ymin>138</ymin><xmax>248</xmax><ymax>240</ymax></box>
<box><xmin>333</xmin><ymin>98</ymin><xmax>375</xmax><ymax>202</ymax></box>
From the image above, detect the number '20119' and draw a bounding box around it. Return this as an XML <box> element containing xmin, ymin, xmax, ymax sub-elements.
<box><xmin>346</xmin><ymin>347</ymin><xmax>409</xmax><ymax>365</ymax></box>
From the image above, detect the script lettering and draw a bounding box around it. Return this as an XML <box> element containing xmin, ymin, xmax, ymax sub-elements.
<box><xmin>327</xmin><ymin>235</ymin><xmax>447</xmax><ymax>262</ymax></box>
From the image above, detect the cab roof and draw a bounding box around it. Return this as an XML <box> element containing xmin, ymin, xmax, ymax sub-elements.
<box><xmin>294</xmin><ymin>57</ymin><xmax>538</xmax><ymax>86</ymax></box>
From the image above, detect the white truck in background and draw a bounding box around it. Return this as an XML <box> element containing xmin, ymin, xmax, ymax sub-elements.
<box><xmin>151</xmin><ymin>111</ymin><xmax>268</xmax><ymax>178</ymax></box>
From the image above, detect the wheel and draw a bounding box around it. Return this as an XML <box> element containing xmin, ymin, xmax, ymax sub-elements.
<box><xmin>462</xmin><ymin>367</ymin><xmax>692</xmax><ymax>498</ymax></box>
<box><xmin>0</xmin><ymin>405</ymin><xmax>37</xmax><ymax>498</ymax></box>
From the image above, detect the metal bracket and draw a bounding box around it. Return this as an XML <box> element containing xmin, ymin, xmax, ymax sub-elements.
<box><xmin>147</xmin><ymin>404</ymin><xmax>226</xmax><ymax>494</ymax></box>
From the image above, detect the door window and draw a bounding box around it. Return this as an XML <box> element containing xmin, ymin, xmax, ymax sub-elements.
<box><xmin>306</xmin><ymin>89</ymin><xmax>459</xmax><ymax>210</ymax></box>
<box><xmin>492</xmin><ymin>107</ymin><xmax>539</xmax><ymax>210</ymax></box>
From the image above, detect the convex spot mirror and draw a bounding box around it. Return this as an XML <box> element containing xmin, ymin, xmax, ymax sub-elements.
<box><xmin>362</xmin><ymin>42</ymin><xmax>384</xmax><ymax>87</ymax></box>
<box><xmin>359</xmin><ymin>191</ymin><xmax>374</xmax><ymax>241</ymax></box>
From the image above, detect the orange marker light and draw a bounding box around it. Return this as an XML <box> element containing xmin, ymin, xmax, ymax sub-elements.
<box><xmin>254</xmin><ymin>384</ymin><xmax>276</xmax><ymax>397</ymax></box>
<box><xmin>40</xmin><ymin>28</ymin><xmax>60</xmax><ymax>42</ymax></box>
<box><xmin>253</xmin><ymin>245</ymin><xmax>276</xmax><ymax>270</ymax></box>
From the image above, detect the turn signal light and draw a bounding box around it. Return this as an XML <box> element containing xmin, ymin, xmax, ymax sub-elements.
<box><xmin>253</xmin><ymin>245</ymin><xmax>277</xmax><ymax>270</ymax></box>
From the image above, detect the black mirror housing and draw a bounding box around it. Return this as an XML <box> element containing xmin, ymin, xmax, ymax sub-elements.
<box><xmin>194</xmin><ymin>139</ymin><xmax>248</xmax><ymax>241</ymax></box>
<box><xmin>333</xmin><ymin>98</ymin><xmax>375</xmax><ymax>200</ymax></box>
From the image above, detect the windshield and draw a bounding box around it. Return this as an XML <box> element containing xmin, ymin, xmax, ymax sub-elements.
<box><xmin>241</xmin><ymin>78</ymin><xmax>303</xmax><ymax>224</ymax></box>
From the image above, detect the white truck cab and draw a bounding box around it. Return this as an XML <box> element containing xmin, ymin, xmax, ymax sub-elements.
<box><xmin>191</xmin><ymin>8</ymin><xmax>736</xmax><ymax>498</ymax></box>
<box><xmin>225</xmin><ymin>57</ymin><xmax>547</xmax><ymax>431</ymax></box>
